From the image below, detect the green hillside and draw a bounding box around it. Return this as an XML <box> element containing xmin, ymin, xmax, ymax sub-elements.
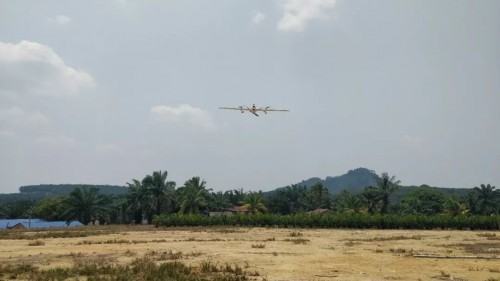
<box><xmin>282</xmin><ymin>167</ymin><xmax>471</xmax><ymax>202</ymax></box>
<box><xmin>0</xmin><ymin>184</ymin><xmax>127</xmax><ymax>203</ymax></box>
<box><xmin>298</xmin><ymin>168</ymin><xmax>378</xmax><ymax>194</ymax></box>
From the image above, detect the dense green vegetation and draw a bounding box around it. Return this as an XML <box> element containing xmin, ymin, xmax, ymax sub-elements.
<box><xmin>153</xmin><ymin>213</ymin><xmax>499</xmax><ymax>230</ymax></box>
<box><xmin>19</xmin><ymin>184</ymin><xmax>127</xmax><ymax>195</ymax></box>
<box><xmin>1</xmin><ymin>169</ymin><xmax>498</xmax><ymax>229</ymax></box>
<box><xmin>0</xmin><ymin>184</ymin><xmax>126</xmax><ymax>203</ymax></box>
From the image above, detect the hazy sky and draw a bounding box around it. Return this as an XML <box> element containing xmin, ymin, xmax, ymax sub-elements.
<box><xmin>1</xmin><ymin>0</ymin><xmax>499</xmax><ymax>193</ymax></box>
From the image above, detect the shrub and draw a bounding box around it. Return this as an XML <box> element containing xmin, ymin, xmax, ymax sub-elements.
<box><xmin>153</xmin><ymin>213</ymin><xmax>500</xmax><ymax>230</ymax></box>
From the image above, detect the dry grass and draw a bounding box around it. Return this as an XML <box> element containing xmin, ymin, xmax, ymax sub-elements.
<box><xmin>343</xmin><ymin>235</ymin><xmax>423</xmax><ymax>242</ymax></box>
<box><xmin>284</xmin><ymin>238</ymin><xmax>310</xmax><ymax>244</ymax></box>
<box><xmin>0</xmin><ymin>226</ymin><xmax>498</xmax><ymax>280</ymax></box>
<box><xmin>478</xmin><ymin>233</ymin><xmax>497</xmax><ymax>238</ymax></box>
<box><xmin>288</xmin><ymin>231</ymin><xmax>303</xmax><ymax>237</ymax></box>
<box><xmin>28</xmin><ymin>240</ymin><xmax>45</xmax><ymax>246</ymax></box>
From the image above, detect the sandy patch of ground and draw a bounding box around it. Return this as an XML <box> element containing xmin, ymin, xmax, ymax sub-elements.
<box><xmin>0</xmin><ymin>226</ymin><xmax>499</xmax><ymax>280</ymax></box>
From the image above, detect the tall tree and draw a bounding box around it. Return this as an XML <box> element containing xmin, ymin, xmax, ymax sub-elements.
<box><xmin>177</xmin><ymin>177</ymin><xmax>211</xmax><ymax>215</ymax></box>
<box><xmin>62</xmin><ymin>186</ymin><xmax>110</xmax><ymax>225</ymax></box>
<box><xmin>209</xmin><ymin>191</ymin><xmax>232</xmax><ymax>212</ymax></box>
<box><xmin>463</xmin><ymin>191</ymin><xmax>480</xmax><ymax>215</ymax></box>
<box><xmin>33</xmin><ymin>196</ymin><xmax>68</xmax><ymax>221</ymax></box>
<box><xmin>225</xmin><ymin>188</ymin><xmax>246</xmax><ymax>206</ymax></box>
<box><xmin>473</xmin><ymin>184</ymin><xmax>499</xmax><ymax>215</ymax></box>
<box><xmin>400</xmin><ymin>188</ymin><xmax>445</xmax><ymax>215</ymax></box>
<box><xmin>241</xmin><ymin>192</ymin><xmax>267</xmax><ymax>215</ymax></box>
<box><xmin>371</xmin><ymin>173</ymin><xmax>400</xmax><ymax>214</ymax></box>
<box><xmin>268</xmin><ymin>184</ymin><xmax>309</xmax><ymax>214</ymax></box>
<box><xmin>361</xmin><ymin>186</ymin><xmax>381</xmax><ymax>215</ymax></box>
<box><xmin>0</xmin><ymin>204</ymin><xmax>5</xmax><ymax>219</ymax></box>
<box><xmin>127</xmin><ymin>179</ymin><xmax>154</xmax><ymax>224</ymax></box>
<box><xmin>1</xmin><ymin>200</ymin><xmax>36</xmax><ymax>219</ymax></box>
<box><xmin>308</xmin><ymin>182</ymin><xmax>330</xmax><ymax>210</ymax></box>
<box><xmin>443</xmin><ymin>195</ymin><xmax>466</xmax><ymax>216</ymax></box>
<box><xmin>285</xmin><ymin>184</ymin><xmax>309</xmax><ymax>213</ymax></box>
<box><xmin>142</xmin><ymin>170</ymin><xmax>176</xmax><ymax>216</ymax></box>
<box><xmin>335</xmin><ymin>190</ymin><xmax>363</xmax><ymax>214</ymax></box>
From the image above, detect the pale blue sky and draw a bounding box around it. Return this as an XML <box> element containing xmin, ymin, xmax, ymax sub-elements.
<box><xmin>0</xmin><ymin>0</ymin><xmax>499</xmax><ymax>193</ymax></box>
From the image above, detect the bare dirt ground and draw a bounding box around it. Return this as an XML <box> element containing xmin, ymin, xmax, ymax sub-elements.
<box><xmin>0</xmin><ymin>226</ymin><xmax>499</xmax><ymax>281</ymax></box>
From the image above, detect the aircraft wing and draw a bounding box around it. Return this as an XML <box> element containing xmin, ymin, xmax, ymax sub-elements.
<box><xmin>219</xmin><ymin>107</ymin><xmax>249</xmax><ymax>111</ymax></box>
<box><xmin>263</xmin><ymin>109</ymin><xmax>290</xmax><ymax>112</ymax></box>
<box><xmin>256</xmin><ymin>108</ymin><xmax>290</xmax><ymax>112</ymax></box>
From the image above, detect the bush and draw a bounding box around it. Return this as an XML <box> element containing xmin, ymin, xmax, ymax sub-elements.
<box><xmin>153</xmin><ymin>213</ymin><xmax>499</xmax><ymax>230</ymax></box>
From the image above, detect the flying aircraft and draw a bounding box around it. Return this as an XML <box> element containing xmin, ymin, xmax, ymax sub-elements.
<box><xmin>219</xmin><ymin>104</ymin><xmax>290</xmax><ymax>117</ymax></box>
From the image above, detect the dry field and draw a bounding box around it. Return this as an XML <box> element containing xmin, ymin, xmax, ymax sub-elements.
<box><xmin>0</xmin><ymin>226</ymin><xmax>499</xmax><ymax>281</ymax></box>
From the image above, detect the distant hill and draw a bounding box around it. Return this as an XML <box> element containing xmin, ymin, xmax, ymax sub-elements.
<box><xmin>0</xmin><ymin>184</ymin><xmax>127</xmax><ymax>203</ymax></box>
<box><xmin>268</xmin><ymin>167</ymin><xmax>471</xmax><ymax>202</ymax></box>
<box><xmin>297</xmin><ymin>168</ymin><xmax>378</xmax><ymax>194</ymax></box>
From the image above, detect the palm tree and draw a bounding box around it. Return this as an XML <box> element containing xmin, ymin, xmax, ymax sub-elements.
<box><xmin>361</xmin><ymin>186</ymin><xmax>381</xmax><ymax>214</ymax></box>
<box><xmin>62</xmin><ymin>186</ymin><xmax>109</xmax><ymax>225</ymax></box>
<box><xmin>370</xmin><ymin>173</ymin><xmax>400</xmax><ymax>214</ymax></box>
<box><xmin>285</xmin><ymin>184</ymin><xmax>309</xmax><ymax>213</ymax></box>
<box><xmin>0</xmin><ymin>204</ymin><xmax>6</xmax><ymax>219</ymax></box>
<box><xmin>308</xmin><ymin>182</ymin><xmax>329</xmax><ymax>210</ymax></box>
<box><xmin>210</xmin><ymin>191</ymin><xmax>232</xmax><ymax>212</ymax></box>
<box><xmin>126</xmin><ymin>179</ymin><xmax>152</xmax><ymax>224</ymax></box>
<box><xmin>241</xmin><ymin>192</ymin><xmax>267</xmax><ymax>215</ymax></box>
<box><xmin>463</xmin><ymin>192</ymin><xmax>480</xmax><ymax>215</ymax></box>
<box><xmin>473</xmin><ymin>184</ymin><xmax>499</xmax><ymax>215</ymax></box>
<box><xmin>225</xmin><ymin>188</ymin><xmax>246</xmax><ymax>206</ymax></box>
<box><xmin>142</xmin><ymin>170</ymin><xmax>176</xmax><ymax>216</ymax></box>
<box><xmin>177</xmin><ymin>177</ymin><xmax>211</xmax><ymax>214</ymax></box>
<box><xmin>443</xmin><ymin>195</ymin><xmax>466</xmax><ymax>216</ymax></box>
<box><xmin>1</xmin><ymin>200</ymin><xmax>36</xmax><ymax>219</ymax></box>
<box><xmin>336</xmin><ymin>190</ymin><xmax>362</xmax><ymax>214</ymax></box>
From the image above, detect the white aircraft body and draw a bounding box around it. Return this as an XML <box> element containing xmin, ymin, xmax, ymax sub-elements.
<box><xmin>219</xmin><ymin>104</ymin><xmax>290</xmax><ymax>117</ymax></box>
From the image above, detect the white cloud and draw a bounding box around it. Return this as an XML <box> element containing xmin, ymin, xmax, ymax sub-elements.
<box><xmin>0</xmin><ymin>130</ymin><xmax>17</xmax><ymax>139</ymax></box>
<box><xmin>0</xmin><ymin>106</ymin><xmax>50</xmax><ymax>129</ymax></box>
<box><xmin>151</xmin><ymin>104</ymin><xmax>217</xmax><ymax>130</ymax></box>
<box><xmin>278</xmin><ymin>0</ymin><xmax>337</xmax><ymax>32</ymax></box>
<box><xmin>48</xmin><ymin>15</ymin><xmax>71</xmax><ymax>25</ymax></box>
<box><xmin>252</xmin><ymin>11</ymin><xmax>266</xmax><ymax>25</ymax></box>
<box><xmin>401</xmin><ymin>135</ymin><xmax>426</xmax><ymax>149</ymax></box>
<box><xmin>0</xmin><ymin>41</ymin><xmax>96</xmax><ymax>97</ymax></box>
<box><xmin>96</xmin><ymin>144</ymin><xmax>124</xmax><ymax>155</ymax></box>
<box><xmin>35</xmin><ymin>135</ymin><xmax>76</xmax><ymax>147</ymax></box>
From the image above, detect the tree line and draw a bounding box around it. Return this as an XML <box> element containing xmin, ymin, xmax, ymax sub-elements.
<box><xmin>0</xmin><ymin>170</ymin><xmax>498</xmax><ymax>226</ymax></box>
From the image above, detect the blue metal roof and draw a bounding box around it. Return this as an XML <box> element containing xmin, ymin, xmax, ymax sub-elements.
<box><xmin>0</xmin><ymin>219</ymin><xmax>83</xmax><ymax>229</ymax></box>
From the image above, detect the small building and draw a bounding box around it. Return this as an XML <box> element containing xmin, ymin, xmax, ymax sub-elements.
<box><xmin>208</xmin><ymin>206</ymin><xmax>251</xmax><ymax>217</ymax></box>
<box><xmin>230</xmin><ymin>206</ymin><xmax>252</xmax><ymax>215</ymax></box>
<box><xmin>0</xmin><ymin>219</ymin><xmax>83</xmax><ymax>230</ymax></box>
<box><xmin>8</xmin><ymin>223</ymin><xmax>26</xmax><ymax>230</ymax></box>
